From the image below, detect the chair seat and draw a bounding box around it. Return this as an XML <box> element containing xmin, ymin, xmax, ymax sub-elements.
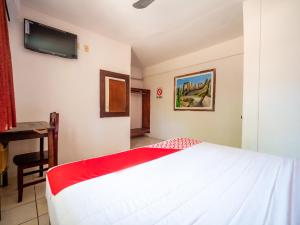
<box><xmin>13</xmin><ymin>151</ymin><xmax>48</xmax><ymax>167</ymax></box>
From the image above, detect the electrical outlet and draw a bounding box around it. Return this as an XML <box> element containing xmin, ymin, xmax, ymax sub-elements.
<box><xmin>84</xmin><ymin>45</ymin><xmax>89</xmax><ymax>52</ymax></box>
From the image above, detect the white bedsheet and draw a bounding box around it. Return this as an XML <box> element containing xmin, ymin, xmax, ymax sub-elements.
<box><xmin>46</xmin><ymin>143</ymin><xmax>300</xmax><ymax>225</ymax></box>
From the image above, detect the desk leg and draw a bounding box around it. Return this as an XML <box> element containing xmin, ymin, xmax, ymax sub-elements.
<box><xmin>0</xmin><ymin>142</ymin><xmax>8</xmax><ymax>187</ymax></box>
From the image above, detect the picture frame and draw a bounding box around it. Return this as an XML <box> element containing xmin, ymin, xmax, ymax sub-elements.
<box><xmin>174</xmin><ymin>69</ymin><xmax>216</xmax><ymax>111</ymax></box>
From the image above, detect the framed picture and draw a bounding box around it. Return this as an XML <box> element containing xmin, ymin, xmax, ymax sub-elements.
<box><xmin>174</xmin><ymin>69</ymin><xmax>216</xmax><ymax>111</ymax></box>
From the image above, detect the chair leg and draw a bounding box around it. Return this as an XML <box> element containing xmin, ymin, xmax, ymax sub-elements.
<box><xmin>39</xmin><ymin>137</ymin><xmax>44</xmax><ymax>177</ymax></box>
<box><xmin>17</xmin><ymin>166</ymin><xmax>23</xmax><ymax>202</ymax></box>
<box><xmin>39</xmin><ymin>165</ymin><xmax>43</xmax><ymax>177</ymax></box>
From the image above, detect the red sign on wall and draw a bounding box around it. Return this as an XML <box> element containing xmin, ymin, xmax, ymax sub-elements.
<box><xmin>156</xmin><ymin>87</ymin><xmax>163</xmax><ymax>98</ymax></box>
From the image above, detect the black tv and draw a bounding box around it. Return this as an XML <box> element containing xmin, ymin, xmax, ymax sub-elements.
<box><xmin>24</xmin><ymin>19</ymin><xmax>77</xmax><ymax>59</ymax></box>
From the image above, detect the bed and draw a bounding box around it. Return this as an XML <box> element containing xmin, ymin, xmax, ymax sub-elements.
<box><xmin>46</xmin><ymin>138</ymin><xmax>300</xmax><ymax>225</ymax></box>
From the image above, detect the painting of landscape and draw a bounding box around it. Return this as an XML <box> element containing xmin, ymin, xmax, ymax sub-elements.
<box><xmin>174</xmin><ymin>69</ymin><xmax>215</xmax><ymax>111</ymax></box>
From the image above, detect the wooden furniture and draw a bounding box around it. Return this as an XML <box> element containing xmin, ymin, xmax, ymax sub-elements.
<box><xmin>130</xmin><ymin>128</ymin><xmax>150</xmax><ymax>138</ymax></box>
<box><xmin>100</xmin><ymin>70</ymin><xmax>130</xmax><ymax>118</ymax></box>
<box><xmin>130</xmin><ymin>88</ymin><xmax>150</xmax><ymax>137</ymax></box>
<box><xmin>13</xmin><ymin>112</ymin><xmax>59</xmax><ymax>202</ymax></box>
<box><xmin>0</xmin><ymin>121</ymin><xmax>50</xmax><ymax>186</ymax></box>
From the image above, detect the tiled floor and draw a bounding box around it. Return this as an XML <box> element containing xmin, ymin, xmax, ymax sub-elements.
<box><xmin>131</xmin><ymin>136</ymin><xmax>163</xmax><ymax>149</ymax></box>
<box><xmin>0</xmin><ymin>175</ymin><xmax>49</xmax><ymax>225</ymax></box>
<box><xmin>0</xmin><ymin>137</ymin><xmax>163</xmax><ymax>225</ymax></box>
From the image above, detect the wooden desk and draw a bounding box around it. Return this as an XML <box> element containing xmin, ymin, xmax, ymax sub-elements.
<box><xmin>0</xmin><ymin>121</ymin><xmax>50</xmax><ymax>186</ymax></box>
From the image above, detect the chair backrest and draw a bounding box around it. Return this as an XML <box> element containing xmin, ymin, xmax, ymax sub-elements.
<box><xmin>49</xmin><ymin>112</ymin><xmax>59</xmax><ymax>166</ymax></box>
<box><xmin>50</xmin><ymin>112</ymin><xmax>59</xmax><ymax>135</ymax></box>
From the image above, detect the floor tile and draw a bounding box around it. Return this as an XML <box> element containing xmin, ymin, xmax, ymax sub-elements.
<box><xmin>39</xmin><ymin>213</ymin><xmax>50</xmax><ymax>225</ymax></box>
<box><xmin>0</xmin><ymin>177</ymin><xmax>18</xmax><ymax>196</ymax></box>
<box><xmin>131</xmin><ymin>136</ymin><xmax>163</xmax><ymax>148</ymax></box>
<box><xmin>35</xmin><ymin>182</ymin><xmax>46</xmax><ymax>200</ymax></box>
<box><xmin>20</xmin><ymin>218</ymin><xmax>38</xmax><ymax>225</ymax></box>
<box><xmin>0</xmin><ymin>202</ymin><xmax>37</xmax><ymax>225</ymax></box>
<box><xmin>1</xmin><ymin>186</ymin><xmax>35</xmax><ymax>211</ymax></box>
<box><xmin>0</xmin><ymin>176</ymin><xmax>33</xmax><ymax>196</ymax></box>
<box><xmin>37</xmin><ymin>197</ymin><xmax>48</xmax><ymax>216</ymax></box>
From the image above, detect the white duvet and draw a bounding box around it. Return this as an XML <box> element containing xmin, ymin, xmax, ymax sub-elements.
<box><xmin>46</xmin><ymin>143</ymin><xmax>300</xmax><ymax>225</ymax></box>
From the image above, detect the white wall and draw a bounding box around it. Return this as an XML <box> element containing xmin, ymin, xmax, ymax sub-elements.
<box><xmin>7</xmin><ymin>6</ymin><xmax>131</xmax><ymax>176</ymax></box>
<box><xmin>143</xmin><ymin>37</ymin><xmax>244</xmax><ymax>147</ymax></box>
<box><xmin>130</xmin><ymin>92</ymin><xmax>142</xmax><ymax>129</ymax></box>
<box><xmin>130</xmin><ymin>51</ymin><xmax>144</xmax><ymax>129</ymax></box>
<box><xmin>242</xmin><ymin>0</ymin><xmax>261</xmax><ymax>151</ymax></box>
<box><xmin>243</xmin><ymin>0</ymin><xmax>300</xmax><ymax>159</ymax></box>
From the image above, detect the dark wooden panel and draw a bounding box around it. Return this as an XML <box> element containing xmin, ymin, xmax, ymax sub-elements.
<box><xmin>109</xmin><ymin>79</ymin><xmax>126</xmax><ymax>112</ymax></box>
<box><xmin>0</xmin><ymin>122</ymin><xmax>49</xmax><ymax>143</ymax></box>
<box><xmin>130</xmin><ymin>128</ymin><xmax>150</xmax><ymax>138</ymax></box>
<box><xmin>2</xmin><ymin>122</ymin><xmax>49</xmax><ymax>133</ymax></box>
<box><xmin>142</xmin><ymin>90</ymin><xmax>150</xmax><ymax>129</ymax></box>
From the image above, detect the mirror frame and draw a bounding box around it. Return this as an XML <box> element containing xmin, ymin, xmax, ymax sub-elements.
<box><xmin>100</xmin><ymin>69</ymin><xmax>130</xmax><ymax>118</ymax></box>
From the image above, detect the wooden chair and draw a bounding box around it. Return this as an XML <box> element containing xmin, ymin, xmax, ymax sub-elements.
<box><xmin>13</xmin><ymin>112</ymin><xmax>59</xmax><ymax>202</ymax></box>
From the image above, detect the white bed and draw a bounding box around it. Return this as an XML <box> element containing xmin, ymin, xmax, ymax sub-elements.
<box><xmin>46</xmin><ymin>142</ymin><xmax>300</xmax><ymax>225</ymax></box>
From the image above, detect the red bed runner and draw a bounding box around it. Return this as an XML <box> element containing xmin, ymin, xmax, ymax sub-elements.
<box><xmin>47</xmin><ymin>147</ymin><xmax>181</xmax><ymax>195</ymax></box>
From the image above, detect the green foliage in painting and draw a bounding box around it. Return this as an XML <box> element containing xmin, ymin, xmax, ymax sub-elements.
<box><xmin>175</xmin><ymin>71</ymin><xmax>214</xmax><ymax>109</ymax></box>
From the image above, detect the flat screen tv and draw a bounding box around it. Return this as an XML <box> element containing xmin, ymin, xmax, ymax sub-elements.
<box><xmin>24</xmin><ymin>19</ymin><xmax>77</xmax><ymax>59</ymax></box>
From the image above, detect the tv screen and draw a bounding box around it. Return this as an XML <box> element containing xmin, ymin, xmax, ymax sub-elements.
<box><xmin>24</xmin><ymin>19</ymin><xmax>77</xmax><ymax>59</ymax></box>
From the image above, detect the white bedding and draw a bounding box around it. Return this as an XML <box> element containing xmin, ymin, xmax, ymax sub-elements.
<box><xmin>46</xmin><ymin>143</ymin><xmax>300</xmax><ymax>225</ymax></box>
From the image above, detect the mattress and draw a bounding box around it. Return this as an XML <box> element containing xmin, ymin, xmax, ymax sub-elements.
<box><xmin>46</xmin><ymin>139</ymin><xmax>300</xmax><ymax>225</ymax></box>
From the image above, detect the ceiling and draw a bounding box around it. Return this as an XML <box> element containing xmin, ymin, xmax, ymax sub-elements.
<box><xmin>22</xmin><ymin>0</ymin><xmax>244</xmax><ymax>67</ymax></box>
